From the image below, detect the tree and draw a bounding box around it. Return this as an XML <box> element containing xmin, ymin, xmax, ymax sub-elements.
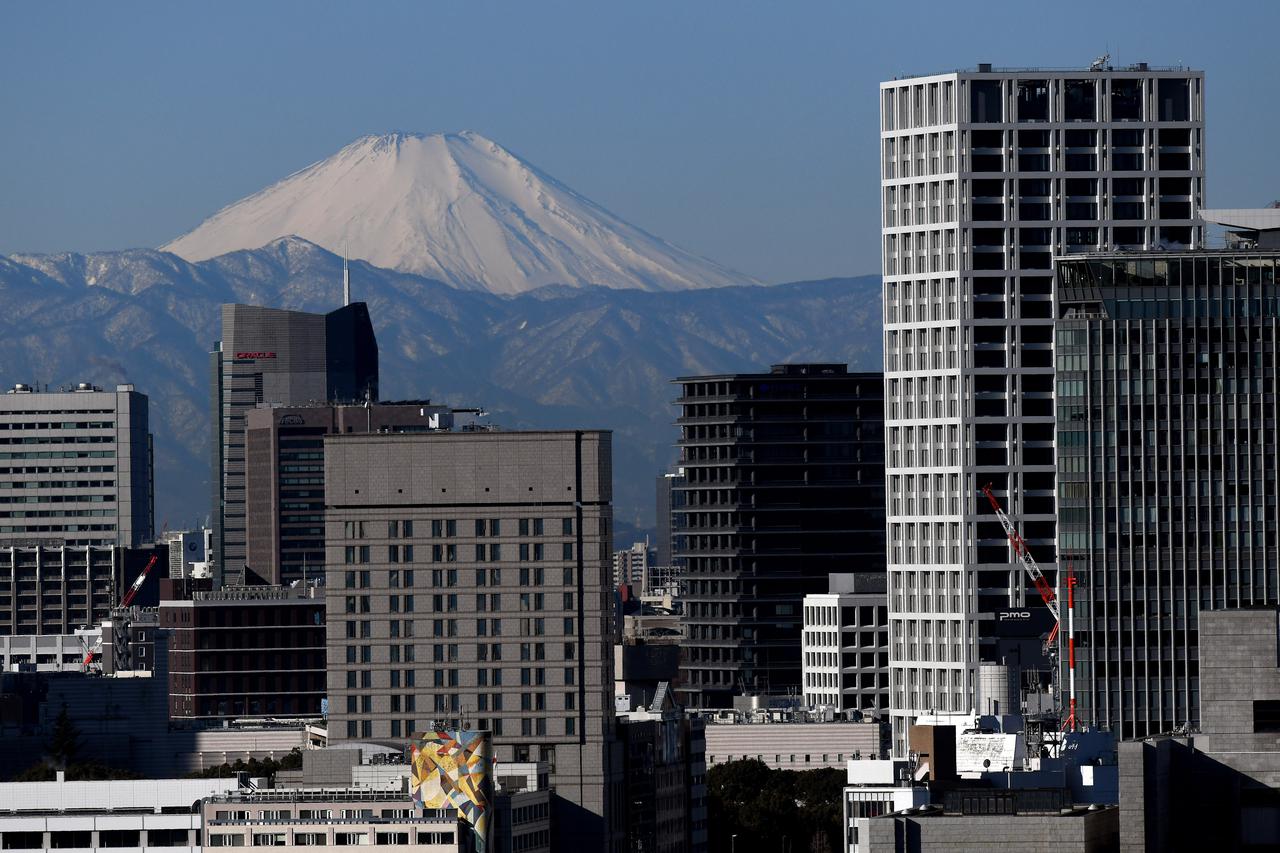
<box><xmin>707</xmin><ymin>761</ymin><xmax>847</xmax><ymax>853</ymax></box>
<box><xmin>49</xmin><ymin>704</ymin><xmax>81</xmax><ymax>770</ymax></box>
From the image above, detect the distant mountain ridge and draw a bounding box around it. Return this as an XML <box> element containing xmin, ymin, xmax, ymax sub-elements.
<box><xmin>162</xmin><ymin>132</ymin><xmax>758</xmax><ymax>295</ymax></box>
<box><xmin>0</xmin><ymin>239</ymin><xmax>882</xmax><ymax>533</ymax></box>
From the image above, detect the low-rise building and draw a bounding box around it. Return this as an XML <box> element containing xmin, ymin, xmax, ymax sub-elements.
<box><xmin>201</xmin><ymin>789</ymin><xmax>463</xmax><ymax>851</ymax></box>
<box><xmin>703</xmin><ymin>718</ymin><xmax>885</xmax><ymax>769</ymax></box>
<box><xmin>0</xmin><ymin>774</ymin><xmax>245</xmax><ymax>851</ymax></box>
<box><xmin>0</xmin><ymin>629</ymin><xmax>98</xmax><ymax>673</ymax></box>
<box><xmin>802</xmin><ymin>572</ymin><xmax>889</xmax><ymax>717</ymax></box>
<box><xmin>858</xmin><ymin>800</ymin><xmax>1119</xmax><ymax>853</ymax></box>
<box><xmin>161</xmin><ymin>583</ymin><xmax>326</xmax><ymax>719</ymax></box>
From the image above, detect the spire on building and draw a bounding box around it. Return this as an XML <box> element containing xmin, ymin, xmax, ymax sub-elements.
<box><xmin>343</xmin><ymin>256</ymin><xmax>351</xmax><ymax>307</ymax></box>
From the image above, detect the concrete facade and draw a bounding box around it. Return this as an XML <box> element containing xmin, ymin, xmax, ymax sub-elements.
<box><xmin>1118</xmin><ymin>607</ymin><xmax>1280</xmax><ymax>851</ymax></box>
<box><xmin>803</xmin><ymin>572</ymin><xmax>891</xmax><ymax>716</ymax></box>
<box><xmin>0</xmin><ymin>383</ymin><xmax>151</xmax><ymax>548</ymax></box>
<box><xmin>322</xmin><ymin>430</ymin><xmax>622</xmax><ymax>850</ymax></box>
<box><xmin>703</xmin><ymin>721</ymin><xmax>884</xmax><ymax>768</ymax></box>
<box><xmin>860</xmin><ymin>807</ymin><xmax>1119</xmax><ymax>853</ymax></box>
<box><xmin>879</xmin><ymin>65</ymin><xmax>1206</xmax><ymax>754</ymax></box>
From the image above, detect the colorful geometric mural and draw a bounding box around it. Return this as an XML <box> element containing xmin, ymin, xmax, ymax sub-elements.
<box><xmin>410</xmin><ymin>729</ymin><xmax>492</xmax><ymax>852</ymax></box>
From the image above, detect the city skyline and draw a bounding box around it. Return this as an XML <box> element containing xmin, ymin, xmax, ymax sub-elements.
<box><xmin>2</xmin><ymin>1</ymin><xmax>1278</xmax><ymax>283</ymax></box>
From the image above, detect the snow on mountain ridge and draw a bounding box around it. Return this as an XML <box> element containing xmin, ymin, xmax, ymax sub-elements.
<box><xmin>162</xmin><ymin>131</ymin><xmax>757</xmax><ymax>295</ymax></box>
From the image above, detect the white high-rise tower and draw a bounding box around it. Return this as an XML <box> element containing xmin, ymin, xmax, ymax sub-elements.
<box><xmin>878</xmin><ymin>63</ymin><xmax>1204</xmax><ymax>753</ymax></box>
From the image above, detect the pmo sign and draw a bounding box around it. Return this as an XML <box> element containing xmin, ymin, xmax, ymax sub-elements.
<box><xmin>994</xmin><ymin>607</ymin><xmax>1054</xmax><ymax>638</ymax></box>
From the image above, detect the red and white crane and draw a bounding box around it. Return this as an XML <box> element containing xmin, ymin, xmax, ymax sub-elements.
<box><xmin>980</xmin><ymin>484</ymin><xmax>1078</xmax><ymax>731</ymax></box>
<box><xmin>120</xmin><ymin>554</ymin><xmax>159</xmax><ymax>609</ymax></box>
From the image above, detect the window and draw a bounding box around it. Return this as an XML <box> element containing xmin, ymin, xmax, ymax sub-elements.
<box><xmin>207</xmin><ymin>835</ymin><xmax>246</xmax><ymax>848</ymax></box>
<box><xmin>334</xmin><ymin>834</ymin><xmax>369</xmax><ymax>847</ymax></box>
<box><xmin>1255</xmin><ymin>700</ymin><xmax>1280</xmax><ymax>733</ymax></box>
<box><xmin>251</xmin><ymin>834</ymin><xmax>287</xmax><ymax>847</ymax></box>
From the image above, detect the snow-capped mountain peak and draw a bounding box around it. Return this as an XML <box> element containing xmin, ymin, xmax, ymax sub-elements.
<box><xmin>161</xmin><ymin>131</ymin><xmax>757</xmax><ymax>295</ymax></box>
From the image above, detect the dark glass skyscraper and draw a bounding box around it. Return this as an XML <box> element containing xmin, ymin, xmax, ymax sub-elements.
<box><xmin>1056</xmin><ymin>250</ymin><xmax>1280</xmax><ymax>738</ymax></box>
<box><xmin>210</xmin><ymin>303</ymin><xmax>378</xmax><ymax>585</ymax></box>
<box><xmin>672</xmin><ymin>364</ymin><xmax>885</xmax><ymax>708</ymax></box>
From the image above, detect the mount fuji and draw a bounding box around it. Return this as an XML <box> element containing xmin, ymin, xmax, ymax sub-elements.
<box><xmin>162</xmin><ymin>131</ymin><xmax>758</xmax><ymax>295</ymax></box>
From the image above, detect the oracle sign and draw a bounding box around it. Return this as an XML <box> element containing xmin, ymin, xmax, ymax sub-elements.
<box><xmin>235</xmin><ymin>351</ymin><xmax>277</xmax><ymax>359</ymax></box>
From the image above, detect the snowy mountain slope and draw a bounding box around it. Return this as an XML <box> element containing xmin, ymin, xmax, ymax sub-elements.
<box><xmin>162</xmin><ymin>132</ymin><xmax>758</xmax><ymax>295</ymax></box>
<box><xmin>0</xmin><ymin>241</ymin><xmax>879</xmax><ymax>532</ymax></box>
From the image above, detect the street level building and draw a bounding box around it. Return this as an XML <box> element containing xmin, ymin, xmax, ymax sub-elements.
<box><xmin>880</xmin><ymin>63</ymin><xmax>1205</xmax><ymax>753</ymax></box>
<box><xmin>673</xmin><ymin>364</ymin><xmax>885</xmax><ymax>708</ymax></box>
<box><xmin>803</xmin><ymin>572</ymin><xmax>890</xmax><ymax>716</ymax></box>
<box><xmin>1056</xmin><ymin>246</ymin><xmax>1280</xmax><ymax>737</ymax></box>
<box><xmin>0</xmin><ymin>383</ymin><xmax>152</xmax><ymax>548</ymax></box>
<box><xmin>616</xmin><ymin>685</ymin><xmax>709</xmax><ymax>853</ymax></box>
<box><xmin>211</xmin><ymin>303</ymin><xmax>378</xmax><ymax>584</ymax></box>
<box><xmin>244</xmin><ymin>402</ymin><xmax>451</xmax><ymax>585</ymax></box>
<box><xmin>322</xmin><ymin>429</ymin><xmax>621</xmax><ymax>849</ymax></box>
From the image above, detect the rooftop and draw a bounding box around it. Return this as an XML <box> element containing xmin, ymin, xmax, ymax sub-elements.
<box><xmin>889</xmin><ymin>61</ymin><xmax>1198</xmax><ymax>81</ymax></box>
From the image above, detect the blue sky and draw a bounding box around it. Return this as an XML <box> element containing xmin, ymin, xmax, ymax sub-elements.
<box><xmin>1</xmin><ymin>0</ymin><xmax>1277</xmax><ymax>283</ymax></box>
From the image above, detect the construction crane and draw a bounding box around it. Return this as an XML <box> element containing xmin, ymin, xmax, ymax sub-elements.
<box><xmin>120</xmin><ymin>554</ymin><xmax>159</xmax><ymax>609</ymax></box>
<box><xmin>980</xmin><ymin>484</ymin><xmax>1060</xmax><ymax>649</ymax></box>
<box><xmin>981</xmin><ymin>484</ymin><xmax>1081</xmax><ymax>732</ymax></box>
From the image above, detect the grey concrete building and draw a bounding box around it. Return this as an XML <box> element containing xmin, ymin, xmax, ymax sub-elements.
<box><xmin>860</xmin><ymin>803</ymin><xmax>1119</xmax><ymax>853</ymax></box>
<box><xmin>1056</xmin><ymin>248</ymin><xmax>1280</xmax><ymax>737</ymax></box>
<box><xmin>322</xmin><ymin>429</ymin><xmax>621</xmax><ymax>849</ymax></box>
<box><xmin>673</xmin><ymin>364</ymin><xmax>885</xmax><ymax>708</ymax></box>
<box><xmin>210</xmin><ymin>303</ymin><xmax>378</xmax><ymax>585</ymax></box>
<box><xmin>803</xmin><ymin>573</ymin><xmax>890</xmax><ymax>717</ymax></box>
<box><xmin>1119</xmin><ymin>607</ymin><xmax>1280</xmax><ymax>851</ymax></box>
<box><xmin>0</xmin><ymin>382</ymin><xmax>152</xmax><ymax>548</ymax></box>
<box><xmin>880</xmin><ymin>63</ymin><xmax>1205</xmax><ymax>753</ymax></box>
<box><xmin>244</xmin><ymin>402</ymin><xmax>449</xmax><ymax>586</ymax></box>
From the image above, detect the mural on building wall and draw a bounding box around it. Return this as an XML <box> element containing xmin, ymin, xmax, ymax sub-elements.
<box><xmin>410</xmin><ymin>729</ymin><xmax>491</xmax><ymax>851</ymax></box>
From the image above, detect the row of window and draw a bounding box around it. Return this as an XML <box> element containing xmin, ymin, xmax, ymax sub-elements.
<box><xmin>345</xmin><ymin>518</ymin><xmax>573</xmax><ymax>539</ymax></box>
<box><xmin>344</xmin><ymin>542</ymin><xmax>575</xmax><ymax>564</ymax></box>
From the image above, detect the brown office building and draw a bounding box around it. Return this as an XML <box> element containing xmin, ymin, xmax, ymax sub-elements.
<box><xmin>323</xmin><ymin>429</ymin><xmax>622</xmax><ymax>849</ymax></box>
<box><xmin>161</xmin><ymin>584</ymin><xmax>326</xmax><ymax>719</ymax></box>
<box><xmin>244</xmin><ymin>402</ymin><xmax>452</xmax><ymax>586</ymax></box>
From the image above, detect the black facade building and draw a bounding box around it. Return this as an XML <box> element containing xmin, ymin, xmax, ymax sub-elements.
<box><xmin>672</xmin><ymin>364</ymin><xmax>885</xmax><ymax>708</ymax></box>
<box><xmin>1056</xmin><ymin>251</ymin><xmax>1280</xmax><ymax>738</ymax></box>
<box><xmin>210</xmin><ymin>303</ymin><xmax>379</xmax><ymax>585</ymax></box>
